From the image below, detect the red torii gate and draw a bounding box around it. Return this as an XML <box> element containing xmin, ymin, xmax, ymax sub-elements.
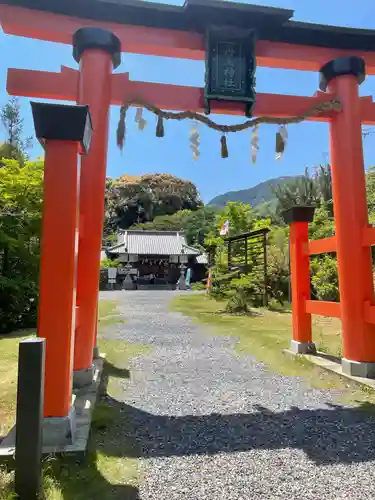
<box><xmin>3</xmin><ymin>0</ymin><xmax>375</xmax><ymax>443</ymax></box>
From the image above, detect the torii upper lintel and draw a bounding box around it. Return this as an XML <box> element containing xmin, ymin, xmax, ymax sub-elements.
<box><xmin>2</xmin><ymin>1</ymin><xmax>375</xmax><ymax>72</ymax></box>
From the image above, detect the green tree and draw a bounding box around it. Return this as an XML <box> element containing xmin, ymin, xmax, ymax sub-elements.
<box><xmin>0</xmin><ymin>158</ymin><xmax>43</xmax><ymax>332</ymax></box>
<box><xmin>104</xmin><ymin>173</ymin><xmax>203</xmax><ymax>235</ymax></box>
<box><xmin>308</xmin><ymin>204</ymin><xmax>337</xmax><ymax>301</ymax></box>
<box><xmin>100</xmin><ymin>257</ymin><xmax>121</xmax><ymax>268</ymax></box>
<box><xmin>204</xmin><ymin>202</ymin><xmax>254</xmax><ymax>256</ymax></box>
<box><xmin>0</xmin><ymin>97</ymin><xmax>32</xmax><ymax>165</ymax></box>
<box><xmin>255</xmin><ymin>199</ymin><xmax>282</xmax><ymax>224</ymax></box>
<box><xmin>132</xmin><ymin>211</ymin><xmax>190</xmax><ymax>232</ymax></box>
<box><xmin>217</xmin><ymin>201</ymin><xmax>255</xmax><ymax>237</ymax></box>
<box><xmin>182</xmin><ymin>206</ymin><xmax>218</xmax><ymax>246</ymax></box>
<box><xmin>264</xmin><ymin>226</ymin><xmax>290</xmax><ymax>303</ymax></box>
<box><xmin>311</xmin><ymin>255</ymin><xmax>339</xmax><ymax>302</ymax></box>
<box><xmin>123</xmin><ymin>206</ymin><xmax>219</xmax><ymax>248</ymax></box>
<box><xmin>309</xmin><ymin>205</ymin><xmax>334</xmax><ymax>240</ymax></box>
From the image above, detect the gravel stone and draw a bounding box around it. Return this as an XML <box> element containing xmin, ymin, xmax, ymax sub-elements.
<box><xmin>100</xmin><ymin>290</ymin><xmax>375</xmax><ymax>499</ymax></box>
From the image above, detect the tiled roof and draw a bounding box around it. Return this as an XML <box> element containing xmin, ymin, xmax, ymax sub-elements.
<box><xmin>108</xmin><ymin>230</ymin><xmax>201</xmax><ymax>256</ymax></box>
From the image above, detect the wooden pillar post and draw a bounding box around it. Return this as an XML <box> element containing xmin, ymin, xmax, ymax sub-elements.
<box><xmin>323</xmin><ymin>57</ymin><xmax>375</xmax><ymax>377</ymax></box>
<box><xmin>72</xmin><ymin>28</ymin><xmax>121</xmax><ymax>386</ymax></box>
<box><xmin>283</xmin><ymin>206</ymin><xmax>315</xmax><ymax>354</ymax></box>
<box><xmin>228</xmin><ymin>240</ymin><xmax>232</xmax><ymax>269</ymax></box>
<box><xmin>263</xmin><ymin>231</ymin><xmax>268</xmax><ymax>307</ymax></box>
<box><xmin>32</xmin><ymin>102</ymin><xmax>92</xmax><ymax>437</ymax></box>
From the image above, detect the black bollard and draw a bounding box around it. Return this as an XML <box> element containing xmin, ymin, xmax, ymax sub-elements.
<box><xmin>15</xmin><ymin>338</ymin><xmax>45</xmax><ymax>499</ymax></box>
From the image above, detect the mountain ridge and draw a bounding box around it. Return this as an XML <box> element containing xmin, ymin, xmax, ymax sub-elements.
<box><xmin>208</xmin><ymin>176</ymin><xmax>299</xmax><ymax>208</ymax></box>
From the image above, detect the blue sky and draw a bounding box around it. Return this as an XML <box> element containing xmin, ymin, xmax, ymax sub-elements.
<box><xmin>1</xmin><ymin>0</ymin><xmax>375</xmax><ymax>202</ymax></box>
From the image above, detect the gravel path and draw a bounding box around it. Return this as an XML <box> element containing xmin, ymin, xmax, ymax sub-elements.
<box><xmin>100</xmin><ymin>290</ymin><xmax>375</xmax><ymax>500</ymax></box>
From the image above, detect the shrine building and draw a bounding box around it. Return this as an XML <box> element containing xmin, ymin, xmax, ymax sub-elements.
<box><xmin>103</xmin><ymin>230</ymin><xmax>207</xmax><ymax>288</ymax></box>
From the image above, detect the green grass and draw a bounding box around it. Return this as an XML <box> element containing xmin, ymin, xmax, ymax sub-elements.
<box><xmin>0</xmin><ymin>299</ymin><xmax>149</xmax><ymax>499</ymax></box>
<box><xmin>313</xmin><ymin>316</ymin><xmax>343</xmax><ymax>358</ymax></box>
<box><xmin>0</xmin><ymin>330</ymin><xmax>34</xmax><ymax>437</ymax></box>
<box><xmin>98</xmin><ymin>300</ymin><xmax>118</xmax><ymax>318</ymax></box>
<box><xmin>98</xmin><ymin>315</ymin><xmax>126</xmax><ymax>327</ymax></box>
<box><xmin>98</xmin><ymin>300</ymin><xmax>126</xmax><ymax>328</ymax></box>
<box><xmin>36</xmin><ymin>338</ymin><xmax>148</xmax><ymax>500</ymax></box>
<box><xmin>170</xmin><ymin>294</ymin><xmax>375</xmax><ymax>406</ymax></box>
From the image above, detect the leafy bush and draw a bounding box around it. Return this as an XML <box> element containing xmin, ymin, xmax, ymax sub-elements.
<box><xmin>0</xmin><ymin>158</ymin><xmax>43</xmax><ymax>333</ymax></box>
<box><xmin>272</xmin><ymin>165</ymin><xmax>332</xmax><ymax>215</ymax></box>
<box><xmin>311</xmin><ymin>255</ymin><xmax>339</xmax><ymax>302</ymax></box>
<box><xmin>225</xmin><ymin>273</ymin><xmax>264</xmax><ymax>313</ymax></box>
<box><xmin>191</xmin><ymin>281</ymin><xmax>206</xmax><ymax>291</ymax></box>
<box><xmin>210</xmin><ymin>267</ymin><xmax>265</xmax><ymax>313</ymax></box>
<box><xmin>266</xmin><ymin>245</ymin><xmax>289</xmax><ymax>303</ymax></box>
<box><xmin>272</xmin><ymin>167</ymin><xmax>318</xmax><ymax>211</ymax></box>
<box><xmin>0</xmin><ymin>276</ymin><xmax>38</xmax><ymax>333</ymax></box>
<box><xmin>210</xmin><ymin>269</ymin><xmax>239</xmax><ymax>300</ymax></box>
<box><xmin>265</xmin><ymin>226</ymin><xmax>290</xmax><ymax>303</ymax></box>
<box><xmin>226</xmin><ymin>288</ymin><xmax>250</xmax><ymax>313</ymax></box>
<box><xmin>100</xmin><ymin>257</ymin><xmax>121</xmax><ymax>268</ymax></box>
<box><xmin>309</xmin><ymin>205</ymin><xmax>334</xmax><ymax>240</ymax></box>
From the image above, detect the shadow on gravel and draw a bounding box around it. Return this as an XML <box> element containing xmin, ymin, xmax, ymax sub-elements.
<box><xmin>46</xmin><ymin>358</ymin><xmax>140</xmax><ymax>500</ymax></box>
<box><xmin>99</xmin><ymin>398</ymin><xmax>375</xmax><ymax>466</ymax></box>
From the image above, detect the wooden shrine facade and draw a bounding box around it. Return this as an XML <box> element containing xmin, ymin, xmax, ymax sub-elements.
<box><xmin>103</xmin><ymin>230</ymin><xmax>206</xmax><ymax>289</ymax></box>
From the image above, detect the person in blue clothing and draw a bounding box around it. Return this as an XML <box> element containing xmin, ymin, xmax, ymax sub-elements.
<box><xmin>185</xmin><ymin>267</ymin><xmax>192</xmax><ymax>288</ymax></box>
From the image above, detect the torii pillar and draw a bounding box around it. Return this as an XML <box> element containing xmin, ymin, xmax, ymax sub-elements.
<box><xmin>72</xmin><ymin>28</ymin><xmax>121</xmax><ymax>386</ymax></box>
<box><xmin>322</xmin><ymin>56</ymin><xmax>375</xmax><ymax>377</ymax></box>
<box><xmin>33</xmin><ymin>102</ymin><xmax>92</xmax><ymax>445</ymax></box>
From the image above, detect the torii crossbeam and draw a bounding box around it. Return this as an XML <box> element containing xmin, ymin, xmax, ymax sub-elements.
<box><xmin>7</xmin><ymin>66</ymin><xmax>375</xmax><ymax>125</ymax></box>
<box><xmin>10</xmin><ymin>65</ymin><xmax>375</xmax><ymax>122</ymax></box>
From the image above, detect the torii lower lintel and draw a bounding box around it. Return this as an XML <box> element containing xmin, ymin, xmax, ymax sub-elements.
<box><xmin>8</xmin><ymin>66</ymin><xmax>375</xmax><ymax>124</ymax></box>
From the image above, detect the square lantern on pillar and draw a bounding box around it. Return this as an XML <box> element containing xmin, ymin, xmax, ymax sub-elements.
<box><xmin>204</xmin><ymin>26</ymin><xmax>257</xmax><ymax>117</ymax></box>
<box><xmin>31</xmin><ymin>102</ymin><xmax>93</xmax><ymax>155</ymax></box>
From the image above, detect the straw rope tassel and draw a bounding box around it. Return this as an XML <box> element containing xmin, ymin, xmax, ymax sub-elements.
<box><xmin>275</xmin><ymin>125</ymin><xmax>288</xmax><ymax>161</ymax></box>
<box><xmin>116</xmin><ymin>98</ymin><xmax>342</xmax><ymax>158</ymax></box>
<box><xmin>189</xmin><ymin>123</ymin><xmax>200</xmax><ymax>160</ymax></box>
<box><xmin>135</xmin><ymin>107</ymin><xmax>147</xmax><ymax>131</ymax></box>
<box><xmin>220</xmin><ymin>135</ymin><xmax>228</xmax><ymax>158</ymax></box>
<box><xmin>156</xmin><ymin>115</ymin><xmax>165</xmax><ymax>137</ymax></box>
<box><xmin>117</xmin><ymin>107</ymin><xmax>127</xmax><ymax>150</ymax></box>
<box><xmin>251</xmin><ymin>125</ymin><xmax>259</xmax><ymax>164</ymax></box>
